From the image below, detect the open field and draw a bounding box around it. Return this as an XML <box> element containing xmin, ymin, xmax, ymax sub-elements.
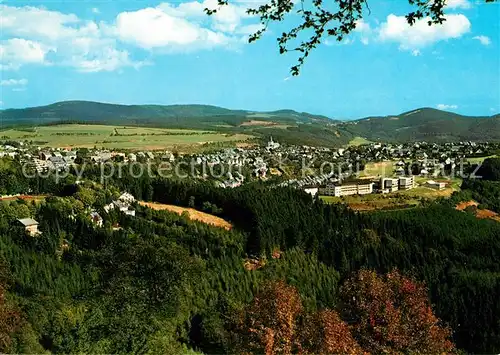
<box><xmin>0</xmin><ymin>124</ymin><xmax>253</xmax><ymax>151</ymax></box>
<box><xmin>466</xmin><ymin>155</ymin><xmax>499</xmax><ymax>164</ymax></box>
<box><xmin>348</xmin><ymin>136</ymin><xmax>372</xmax><ymax>146</ymax></box>
<box><xmin>0</xmin><ymin>194</ymin><xmax>47</xmax><ymax>203</ymax></box>
<box><xmin>320</xmin><ymin>193</ymin><xmax>421</xmax><ymax>211</ymax></box>
<box><xmin>240</xmin><ymin>120</ymin><xmax>277</xmax><ymax>127</ymax></box>
<box><xmin>359</xmin><ymin>161</ymin><xmax>396</xmax><ymax>178</ymax></box>
<box><xmin>139</xmin><ymin>201</ymin><xmax>233</xmax><ymax>230</ymax></box>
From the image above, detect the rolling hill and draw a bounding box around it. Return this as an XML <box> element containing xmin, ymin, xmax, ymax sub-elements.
<box><xmin>0</xmin><ymin>100</ymin><xmax>332</xmax><ymax>128</ymax></box>
<box><xmin>339</xmin><ymin>108</ymin><xmax>500</xmax><ymax>142</ymax></box>
<box><xmin>1</xmin><ymin>102</ymin><xmax>499</xmax><ymax>145</ymax></box>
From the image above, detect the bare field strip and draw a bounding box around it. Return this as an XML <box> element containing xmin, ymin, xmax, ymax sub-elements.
<box><xmin>139</xmin><ymin>201</ymin><xmax>233</xmax><ymax>230</ymax></box>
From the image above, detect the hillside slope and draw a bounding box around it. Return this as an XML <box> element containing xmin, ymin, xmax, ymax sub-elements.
<box><xmin>1</xmin><ymin>102</ymin><xmax>498</xmax><ymax>144</ymax></box>
<box><xmin>0</xmin><ymin>100</ymin><xmax>332</xmax><ymax>128</ymax></box>
<box><xmin>339</xmin><ymin>108</ymin><xmax>500</xmax><ymax>142</ymax></box>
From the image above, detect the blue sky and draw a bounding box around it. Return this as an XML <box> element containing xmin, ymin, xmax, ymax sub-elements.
<box><xmin>0</xmin><ymin>0</ymin><xmax>498</xmax><ymax>119</ymax></box>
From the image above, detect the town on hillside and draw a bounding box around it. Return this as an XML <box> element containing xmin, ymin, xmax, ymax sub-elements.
<box><xmin>1</xmin><ymin>136</ymin><xmax>498</xmax><ymax>196</ymax></box>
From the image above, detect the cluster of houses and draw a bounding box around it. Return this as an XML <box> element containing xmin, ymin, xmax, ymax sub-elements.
<box><xmin>1</xmin><ymin>138</ymin><xmax>499</xmax><ymax>190</ymax></box>
<box><xmin>16</xmin><ymin>192</ymin><xmax>137</xmax><ymax>237</ymax></box>
<box><xmin>88</xmin><ymin>192</ymin><xmax>137</xmax><ymax>228</ymax></box>
<box><xmin>103</xmin><ymin>192</ymin><xmax>136</xmax><ymax>217</ymax></box>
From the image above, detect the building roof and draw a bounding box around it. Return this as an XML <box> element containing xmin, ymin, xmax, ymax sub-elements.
<box><xmin>18</xmin><ymin>218</ymin><xmax>39</xmax><ymax>226</ymax></box>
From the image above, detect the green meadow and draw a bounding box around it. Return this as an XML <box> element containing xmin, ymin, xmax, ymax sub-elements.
<box><xmin>0</xmin><ymin>124</ymin><xmax>253</xmax><ymax>150</ymax></box>
<box><xmin>348</xmin><ymin>136</ymin><xmax>372</xmax><ymax>146</ymax></box>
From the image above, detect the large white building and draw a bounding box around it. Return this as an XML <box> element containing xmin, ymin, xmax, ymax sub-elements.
<box><xmin>380</xmin><ymin>178</ymin><xmax>399</xmax><ymax>193</ymax></box>
<box><xmin>425</xmin><ymin>180</ymin><xmax>446</xmax><ymax>190</ymax></box>
<box><xmin>320</xmin><ymin>182</ymin><xmax>374</xmax><ymax>197</ymax></box>
<box><xmin>398</xmin><ymin>176</ymin><xmax>415</xmax><ymax>190</ymax></box>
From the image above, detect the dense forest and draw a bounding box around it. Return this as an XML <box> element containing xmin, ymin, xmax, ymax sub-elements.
<box><xmin>445</xmin><ymin>157</ymin><xmax>500</xmax><ymax>213</ymax></box>
<box><xmin>0</xmin><ymin>157</ymin><xmax>499</xmax><ymax>354</ymax></box>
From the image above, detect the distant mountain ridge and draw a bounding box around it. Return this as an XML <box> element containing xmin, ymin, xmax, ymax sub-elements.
<box><xmin>0</xmin><ymin>100</ymin><xmax>332</xmax><ymax>128</ymax></box>
<box><xmin>341</xmin><ymin>107</ymin><xmax>500</xmax><ymax>142</ymax></box>
<box><xmin>1</xmin><ymin>101</ymin><xmax>499</xmax><ymax>143</ymax></box>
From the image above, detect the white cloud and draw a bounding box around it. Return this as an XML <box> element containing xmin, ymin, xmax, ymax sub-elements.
<box><xmin>473</xmin><ymin>35</ymin><xmax>491</xmax><ymax>46</ymax></box>
<box><xmin>0</xmin><ymin>2</ymin><xmax>259</xmax><ymax>71</ymax></box>
<box><xmin>379</xmin><ymin>13</ymin><xmax>471</xmax><ymax>51</ymax></box>
<box><xmin>113</xmin><ymin>1</ymin><xmax>259</xmax><ymax>51</ymax></box>
<box><xmin>0</xmin><ymin>5</ymin><xmax>87</xmax><ymax>41</ymax></box>
<box><xmin>0</xmin><ymin>5</ymin><xmax>146</xmax><ymax>72</ymax></box>
<box><xmin>0</xmin><ymin>78</ymin><xmax>28</xmax><ymax>86</ymax></box>
<box><xmin>354</xmin><ymin>19</ymin><xmax>372</xmax><ymax>45</ymax></box>
<box><xmin>114</xmin><ymin>7</ymin><xmax>230</xmax><ymax>50</ymax></box>
<box><xmin>91</xmin><ymin>8</ymin><xmax>100</xmax><ymax>14</ymax></box>
<box><xmin>411</xmin><ymin>49</ymin><xmax>421</xmax><ymax>56</ymax></box>
<box><xmin>437</xmin><ymin>104</ymin><xmax>458</xmax><ymax>110</ymax></box>
<box><xmin>355</xmin><ymin>19</ymin><xmax>371</xmax><ymax>33</ymax></box>
<box><xmin>444</xmin><ymin>0</ymin><xmax>472</xmax><ymax>9</ymax></box>
<box><xmin>0</xmin><ymin>38</ymin><xmax>52</xmax><ymax>70</ymax></box>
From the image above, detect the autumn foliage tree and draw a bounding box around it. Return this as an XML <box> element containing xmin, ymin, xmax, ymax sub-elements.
<box><xmin>233</xmin><ymin>280</ymin><xmax>362</xmax><ymax>354</ymax></box>
<box><xmin>235</xmin><ymin>270</ymin><xmax>455</xmax><ymax>355</ymax></box>
<box><xmin>296</xmin><ymin>309</ymin><xmax>362</xmax><ymax>355</ymax></box>
<box><xmin>234</xmin><ymin>280</ymin><xmax>303</xmax><ymax>355</ymax></box>
<box><xmin>0</xmin><ymin>262</ymin><xmax>23</xmax><ymax>353</ymax></box>
<box><xmin>341</xmin><ymin>269</ymin><xmax>455</xmax><ymax>354</ymax></box>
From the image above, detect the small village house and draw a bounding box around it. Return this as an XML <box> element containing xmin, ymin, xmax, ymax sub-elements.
<box><xmin>89</xmin><ymin>212</ymin><xmax>104</xmax><ymax>227</ymax></box>
<box><xmin>17</xmin><ymin>218</ymin><xmax>40</xmax><ymax>236</ymax></box>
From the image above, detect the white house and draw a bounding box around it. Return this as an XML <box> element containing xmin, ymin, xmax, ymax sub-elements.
<box><xmin>425</xmin><ymin>180</ymin><xmax>446</xmax><ymax>190</ymax></box>
<box><xmin>303</xmin><ymin>187</ymin><xmax>319</xmax><ymax>197</ymax></box>
<box><xmin>119</xmin><ymin>192</ymin><xmax>136</xmax><ymax>204</ymax></box>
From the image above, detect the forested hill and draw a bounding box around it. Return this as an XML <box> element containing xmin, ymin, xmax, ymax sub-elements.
<box><xmin>0</xmin><ymin>100</ymin><xmax>332</xmax><ymax>128</ymax></box>
<box><xmin>340</xmin><ymin>108</ymin><xmax>500</xmax><ymax>142</ymax></box>
<box><xmin>1</xmin><ymin>101</ymin><xmax>499</xmax><ymax>143</ymax></box>
<box><xmin>0</xmin><ymin>160</ymin><xmax>499</xmax><ymax>353</ymax></box>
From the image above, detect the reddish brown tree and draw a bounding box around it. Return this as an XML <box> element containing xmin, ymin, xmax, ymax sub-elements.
<box><xmin>341</xmin><ymin>269</ymin><xmax>455</xmax><ymax>354</ymax></box>
<box><xmin>235</xmin><ymin>280</ymin><xmax>303</xmax><ymax>355</ymax></box>
<box><xmin>235</xmin><ymin>271</ymin><xmax>455</xmax><ymax>355</ymax></box>
<box><xmin>0</xmin><ymin>263</ymin><xmax>22</xmax><ymax>353</ymax></box>
<box><xmin>297</xmin><ymin>309</ymin><xmax>362</xmax><ymax>355</ymax></box>
<box><xmin>234</xmin><ymin>280</ymin><xmax>362</xmax><ymax>355</ymax></box>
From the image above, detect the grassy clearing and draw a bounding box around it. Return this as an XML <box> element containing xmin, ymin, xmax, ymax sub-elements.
<box><xmin>139</xmin><ymin>201</ymin><xmax>232</xmax><ymax>230</ymax></box>
<box><xmin>0</xmin><ymin>195</ymin><xmax>47</xmax><ymax>203</ymax></box>
<box><xmin>0</xmin><ymin>124</ymin><xmax>253</xmax><ymax>151</ymax></box>
<box><xmin>320</xmin><ymin>193</ymin><xmax>421</xmax><ymax>211</ymax></box>
<box><xmin>246</xmin><ymin>113</ymin><xmax>275</xmax><ymax>119</ymax></box>
<box><xmin>466</xmin><ymin>155</ymin><xmax>499</xmax><ymax>164</ymax></box>
<box><xmin>359</xmin><ymin>161</ymin><xmax>396</xmax><ymax>178</ymax></box>
<box><xmin>348</xmin><ymin>136</ymin><xmax>372</xmax><ymax>146</ymax></box>
<box><xmin>240</xmin><ymin>120</ymin><xmax>277</xmax><ymax>127</ymax></box>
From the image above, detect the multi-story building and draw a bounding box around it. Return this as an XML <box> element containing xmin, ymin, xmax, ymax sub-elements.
<box><xmin>398</xmin><ymin>176</ymin><xmax>415</xmax><ymax>190</ymax></box>
<box><xmin>380</xmin><ymin>178</ymin><xmax>399</xmax><ymax>193</ymax></box>
<box><xmin>357</xmin><ymin>182</ymin><xmax>374</xmax><ymax>195</ymax></box>
<box><xmin>320</xmin><ymin>182</ymin><xmax>373</xmax><ymax>197</ymax></box>
<box><xmin>425</xmin><ymin>180</ymin><xmax>446</xmax><ymax>190</ymax></box>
